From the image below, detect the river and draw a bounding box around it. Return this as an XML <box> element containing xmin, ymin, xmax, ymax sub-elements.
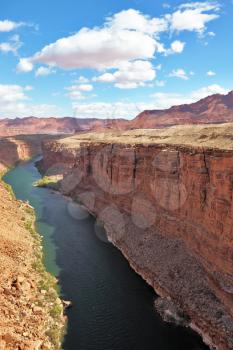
<box><xmin>3</xmin><ymin>159</ymin><xmax>209</xmax><ymax>350</ymax></box>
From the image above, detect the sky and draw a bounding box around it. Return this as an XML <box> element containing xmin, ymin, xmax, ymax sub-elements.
<box><xmin>0</xmin><ymin>0</ymin><xmax>233</xmax><ymax>119</ymax></box>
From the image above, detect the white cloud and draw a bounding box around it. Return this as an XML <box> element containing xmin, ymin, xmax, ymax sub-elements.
<box><xmin>169</xmin><ymin>68</ymin><xmax>189</xmax><ymax>80</ymax></box>
<box><xmin>29</xmin><ymin>12</ymin><xmax>158</xmax><ymax>71</ymax></box>
<box><xmin>15</xmin><ymin>5</ymin><xmax>220</xmax><ymax>91</ymax></box>
<box><xmin>150</xmin><ymin>84</ymin><xmax>229</xmax><ymax>109</ymax></box>
<box><xmin>66</xmin><ymin>84</ymin><xmax>93</xmax><ymax>100</ymax></box>
<box><xmin>74</xmin><ymin>76</ymin><xmax>89</xmax><ymax>83</ymax></box>
<box><xmin>0</xmin><ymin>84</ymin><xmax>60</xmax><ymax>117</ymax></box>
<box><xmin>73</xmin><ymin>85</ymin><xmax>228</xmax><ymax>119</ymax></box>
<box><xmin>0</xmin><ymin>34</ymin><xmax>22</xmax><ymax>54</ymax></box>
<box><xmin>164</xmin><ymin>40</ymin><xmax>185</xmax><ymax>55</ymax></box>
<box><xmin>94</xmin><ymin>73</ymin><xmax>115</xmax><ymax>83</ymax></box>
<box><xmin>207</xmin><ymin>70</ymin><xmax>216</xmax><ymax>76</ymax></box>
<box><xmin>163</xmin><ymin>3</ymin><xmax>171</xmax><ymax>9</ymax></box>
<box><xmin>208</xmin><ymin>31</ymin><xmax>216</xmax><ymax>36</ymax></box>
<box><xmin>35</xmin><ymin>66</ymin><xmax>55</xmax><ymax>77</ymax></box>
<box><xmin>170</xmin><ymin>40</ymin><xmax>185</xmax><ymax>53</ymax></box>
<box><xmin>155</xmin><ymin>80</ymin><xmax>166</xmax><ymax>87</ymax></box>
<box><xmin>191</xmin><ymin>84</ymin><xmax>227</xmax><ymax>99</ymax></box>
<box><xmin>68</xmin><ymin>91</ymin><xmax>85</xmax><ymax>100</ymax></box>
<box><xmin>0</xmin><ymin>20</ymin><xmax>24</xmax><ymax>32</ymax></box>
<box><xmin>94</xmin><ymin>60</ymin><xmax>156</xmax><ymax>89</ymax></box>
<box><xmin>107</xmin><ymin>8</ymin><xmax>168</xmax><ymax>35</ymax></box>
<box><xmin>167</xmin><ymin>2</ymin><xmax>220</xmax><ymax>34</ymax></box>
<box><xmin>24</xmin><ymin>85</ymin><xmax>33</xmax><ymax>91</ymax></box>
<box><xmin>76</xmin><ymin>84</ymin><xmax>93</xmax><ymax>92</ymax></box>
<box><xmin>72</xmin><ymin>102</ymin><xmax>156</xmax><ymax>119</ymax></box>
<box><xmin>17</xmin><ymin>58</ymin><xmax>34</xmax><ymax>72</ymax></box>
<box><xmin>17</xmin><ymin>7</ymin><xmax>209</xmax><ymax>74</ymax></box>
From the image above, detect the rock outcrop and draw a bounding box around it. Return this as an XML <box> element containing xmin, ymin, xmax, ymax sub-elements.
<box><xmin>41</xmin><ymin>125</ymin><xmax>233</xmax><ymax>350</ymax></box>
<box><xmin>0</xmin><ymin>182</ymin><xmax>64</xmax><ymax>349</ymax></box>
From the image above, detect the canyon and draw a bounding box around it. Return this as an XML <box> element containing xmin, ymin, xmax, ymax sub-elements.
<box><xmin>0</xmin><ymin>134</ymin><xmax>62</xmax><ymax>171</ymax></box>
<box><xmin>40</xmin><ymin>124</ymin><xmax>233</xmax><ymax>350</ymax></box>
<box><xmin>1</xmin><ymin>91</ymin><xmax>233</xmax><ymax>349</ymax></box>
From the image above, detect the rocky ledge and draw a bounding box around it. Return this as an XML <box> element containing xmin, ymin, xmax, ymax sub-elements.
<box><xmin>0</xmin><ymin>181</ymin><xmax>65</xmax><ymax>349</ymax></box>
<box><xmin>41</xmin><ymin>124</ymin><xmax>233</xmax><ymax>350</ymax></box>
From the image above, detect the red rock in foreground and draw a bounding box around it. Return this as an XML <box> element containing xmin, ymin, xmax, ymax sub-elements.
<box><xmin>41</xmin><ymin>126</ymin><xmax>233</xmax><ymax>350</ymax></box>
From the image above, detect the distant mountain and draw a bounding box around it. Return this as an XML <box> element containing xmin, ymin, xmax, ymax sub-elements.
<box><xmin>0</xmin><ymin>90</ymin><xmax>233</xmax><ymax>136</ymax></box>
<box><xmin>129</xmin><ymin>90</ymin><xmax>233</xmax><ymax>129</ymax></box>
<box><xmin>0</xmin><ymin>116</ymin><xmax>128</xmax><ymax>136</ymax></box>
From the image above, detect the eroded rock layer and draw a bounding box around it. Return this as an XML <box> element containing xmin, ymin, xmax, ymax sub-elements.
<box><xmin>41</xmin><ymin>127</ymin><xmax>233</xmax><ymax>350</ymax></box>
<box><xmin>0</xmin><ymin>134</ymin><xmax>59</xmax><ymax>171</ymax></box>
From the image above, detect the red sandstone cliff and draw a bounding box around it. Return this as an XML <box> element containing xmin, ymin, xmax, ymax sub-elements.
<box><xmin>0</xmin><ymin>134</ymin><xmax>56</xmax><ymax>171</ymax></box>
<box><xmin>41</xmin><ymin>127</ymin><xmax>233</xmax><ymax>350</ymax></box>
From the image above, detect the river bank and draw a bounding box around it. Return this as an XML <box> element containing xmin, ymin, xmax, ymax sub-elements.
<box><xmin>0</xmin><ymin>171</ymin><xmax>65</xmax><ymax>349</ymax></box>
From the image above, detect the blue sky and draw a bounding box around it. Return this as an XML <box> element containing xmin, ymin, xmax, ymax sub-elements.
<box><xmin>0</xmin><ymin>0</ymin><xmax>232</xmax><ymax>119</ymax></box>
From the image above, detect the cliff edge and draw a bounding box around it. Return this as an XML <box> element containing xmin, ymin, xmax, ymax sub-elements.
<box><xmin>41</xmin><ymin>123</ymin><xmax>233</xmax><ymax>350</ymax></box>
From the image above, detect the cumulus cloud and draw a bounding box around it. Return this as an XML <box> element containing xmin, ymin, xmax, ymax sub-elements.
<box><xmin>166</xmin><ymin>1</ymin><xmax>220</xmax><ymax>34</ymax></box>
<box><xmin>163</xmin><ymin>40</ymin><xmax>185</xmax><ymax>55</ymax></box>
<box><xmin>74</xmin><ymin>76</ymin><xmax>89</xmax><ymax>83</ymax></box>
<box><xmin>207</xmin><ymin>70</ymin><xmax>216</xmax><ymax>76</ymax></box>
<box><xmin>0</xmin><ymin>34</ymin><xmax>22</xmax><ymax>54</ymax></box>
<box><xmin>66</xmin><ymin>84</ymin><xmax>93</xmax><ymax>100</ymax></box>
<box><xmin>0</xmin><ymin>84</ymin><xmax>60</xmax><ymax>117</ymax></box>
<box><xmin>170</xmin><ymin>40</ymin><xmax>185</xmax><ymax>53</ymax></box>
<box><xmin>76</xmin><ymin>84</ymin><xmax>93</xmax><ymax>92</ymax></box>
<box><xmin>155</xmin><ymin>80</ymin><xmax>166</xmax><ymax>87</ymax></box>
<box><xmin>191</xmin><ymin>84</ymin><xmax>227</xmax><ymax>99</ymax></box>
<box><xmin>17</xmin><ymin>5</ymin><xmax>219</xmax><ymax>71</ymax></box>
<box><xmin>72</xmin><ymin>102</ymin><xmax>156</xmax><ymax>119</ymax></box>
<box><xmin>35</xmin><ymin>66</ymin><xmax>56</xmax><ymax>77</ymax></box>
<box><xmin>150</xmin><ymin>84</ymin><xmax>229</xmax><ymax>109</ymax></box>
<box><xmin>169</xmin><ymin>68</ymin><xmax>190</xmax><ymax>80</ymax></box>
<box><xmin>17</xmin><ymin>58</ymin><xmax>34</xmax><ymax>72</ymax></box>
<box><xmin>94</xmin><ymin>60</ymin><xmax>156</xmax><ymax>89</ymax></box>
<box><xmin>107</xmin><ymin>8</ymin><xmax>168</xmax><ymax>34</ymax></box>
<box><xmin>28</xmin><ymin>15</ymin><xmax>157</xmax><ymax>71</ymax></box>
<box><xmin>0</xmin><ymin>20</ymin><xmax>25</xmax><ymax>32</ymax></box>
<box><xmin>15</xmin><ymin>5</ymin><xmax>220</xmax><ymax>89</ymax></box>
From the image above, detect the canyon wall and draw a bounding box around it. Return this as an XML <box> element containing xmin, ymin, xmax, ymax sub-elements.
<box><xmin>41</xmin><ymin>131</ymin><xmax>233</xmax><ymax>350</ymax></box>
<box><xmin>0</xmin><ymin>135</ymin><xmax>57</xmax><ymax>171</ymax></box>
